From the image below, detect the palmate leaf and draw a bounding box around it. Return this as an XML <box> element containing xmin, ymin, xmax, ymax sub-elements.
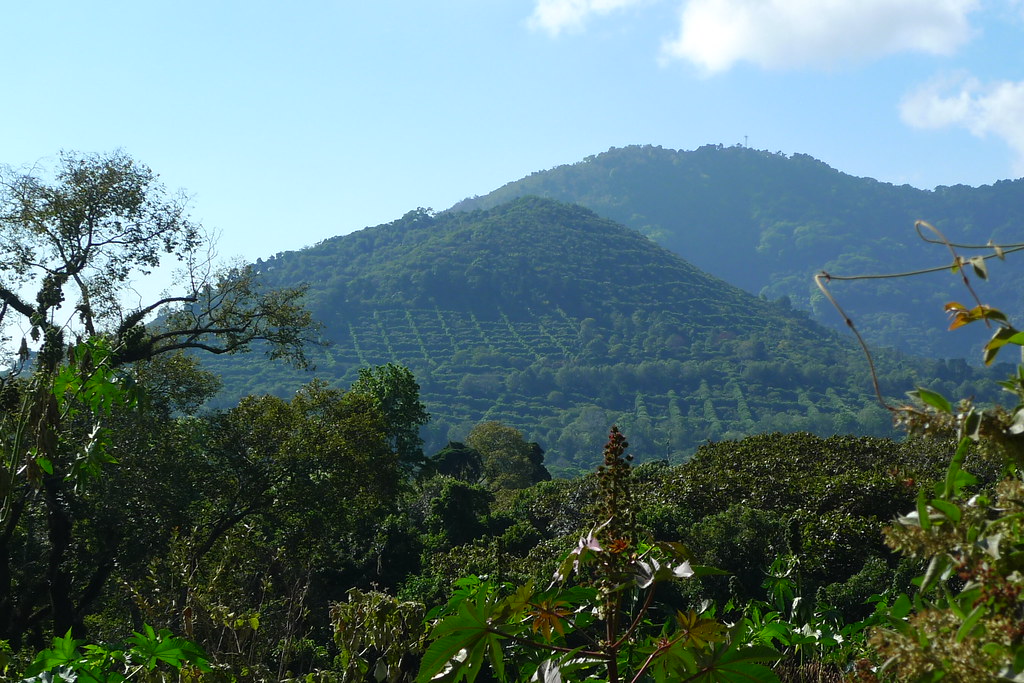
<box><xmin>535</xmin><ymin>657</ymin><xmax>563</xmax><ymax>683</ymax></box>
<box><xmin>417</xmin><ymin>594</ymin><xmax>501</xmax><ymax>683</ymax></box>
<box><xmin>535</xmin><ymin>649</ymin><xmax>602</xmax><ymax>683</ymax></box>
<box><xmin>126</xmin><ymin>625</ymin><xmax>210</xmax><ymax>672</ymax></box>
<box><xmin>529</xmin><ymin>598</ymin><xmax>572</xmax><ymax>641</ymax></box>
<box><xmin>506</xmin><ymin>579</ymin><xmax>535</xmax><ymax>614</ymax></box>
<box><xmin>22</xmin><ymin>630</ymin><xmax>88</xmax><ymax>677</ymax></box>
<box><xmin>644</xmin><ymin>638</ymin><xmax>699</xmax><ymax>683</ymax></box>
<box><xmin>675</xmin><ymin>610</ymin><xmax>727</xmax><ymax>649</ymax></box>
<box><xmin>634</xmin><ymin>558</ymin><xmax>720</xmax><ymax>589</ymax></box>
<box><xmin>689</xmin><ymin>641</ymin><xmax>782</xmax><ymax>683</ymax></box>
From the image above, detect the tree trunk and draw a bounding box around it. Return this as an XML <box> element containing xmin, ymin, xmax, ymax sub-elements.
<box><xmin>43</xmin><ymin>473</ymin><xmax>81</xmax><ymax>637</ymax></box>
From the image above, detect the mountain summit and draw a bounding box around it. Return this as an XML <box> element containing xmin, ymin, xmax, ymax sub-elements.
<box><xmin>451</xmin><ymin>145</ymin><xmax>1024</xmax><ymax>359</ymax></box>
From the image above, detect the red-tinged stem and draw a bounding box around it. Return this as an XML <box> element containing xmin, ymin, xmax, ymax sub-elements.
<box><xmin>612</xmin><ymin>587</ymin><xmax>655</xmax><ymax>651</ymax></box>
<box><xmin>628</xmin><ymin>632</ymin><xmax>688</xmax><ymax>683</ymax></box>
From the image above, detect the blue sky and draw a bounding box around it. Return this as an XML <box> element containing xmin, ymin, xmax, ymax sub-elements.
<box><xmin>4</xmin><ymin>0</ymin><xmax>1023</xmax><ymax>283</ymax></box>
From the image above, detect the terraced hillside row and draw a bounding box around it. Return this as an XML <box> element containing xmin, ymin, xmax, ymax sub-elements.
<box><xmin>205</xmin><ymin>306</ymin><xmax>905</xmax><ymax>473</ymax></box>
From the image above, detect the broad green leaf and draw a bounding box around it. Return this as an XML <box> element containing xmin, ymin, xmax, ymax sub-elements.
<box><xmin>910</xmin><ymin>387</ymin><xmax>953</xmax><ymax>414</ymax></box>
<box><xmin>889</xmin><ymin>594</ymin><xmax>912</xmax><ymax>620</ymax></box>
<box><xmin>546</xmin><ymin>649</ymin><xmax>602</xmax><ymax>682</ymax></box>
<box><xmin>929</xmin><ymin>498</ymin><xmax>961</xmax><ymax>523</ymax></box>
<box><xmin>956</xmin><ymin>604</ymin><xmax>986</xmax><ymax>642</ymax></box>
<box><xmin>417</xmin><ymin>596</ymin><xmax>494</xmax><ymax>683</ymax></box>
<box><xmin>917</xmin><ymin>487</ymin><xmax>931</xmax><ymax>532</ymax></box>
<box><xmin>418</xmin><ymin>633</ymin><xmax>474</xmax><ymax>683</ymax></box>
<box><xmin>689</xmin><ymin>565</ymin><xmax>729</xmax><ymax>577</ymax></box>
<box><xmin>507</xmin><ymin>579</ymin><xmax>534</xmax><ymax>611</ymax></box>
<box><xmin>944</xmin><ymin>438</ymin><xmax>974</xmax><ymax>498</ymax></box>
<box><xmin>984</xmin><ymin>327</ymin><xmax>1024</xmax><ymax>365</ymax></box>
<box><xmin>22</xmin><ymin>630</ymin><xmax>86</xmax><ymax>677</ymax></box>
<box><xmin>463</xmin><ymin>634</ymin><xmax>487</xmax><ymax>683</ymax></box>
<box><xmin>920</xmin><ymin>554</ymin><xmax>952</xmax><ymax>594</ymax></box>
<box><xmin>676</xmin><ymin>610</ymin><xmax>727</xmax><ymax>648</ymax></box>
<box><xmin>655</xmin><ymin>540</ymin><xmax>693</xmax><ymax>561</ymax></box>
<box><xmin>756</xmin><ymin>622</ymin><xmax>792</xmax><ymax>647</ymax></box>
<box><xmin>535</xmin><ymin>658</ymin><xmax>562</xmax><ymax>683</ymax></box>
<box><xmin>690</xmin><ymin>642</ymin><xmax>781</xmax><ymax>683</ymax></box>
<box><xmin>486</xmin><ymin>631</ymin><xmax>505</xmax><ymax>682</ymax></box>
<box><xmin>644</xmin><ymin>638</ymin><xmax>698</xmax><ymax>683</ymax></box>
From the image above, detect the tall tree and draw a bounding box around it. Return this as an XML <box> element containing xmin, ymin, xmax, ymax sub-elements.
<box><xmin>0</xmin><ymin>151</ymin><xmax>317</xmax><ymax>646</ymax></box>
<box><xmin>467</xmin><ymin>421</ymin><xmax>550</xmax><ymax>490</ymax></box>
<box><xmin>350</xmin><ymin>363</ymin><xmax>430</xmax><ymax>470</ymax></box>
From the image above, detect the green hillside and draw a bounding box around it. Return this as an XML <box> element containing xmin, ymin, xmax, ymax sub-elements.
<box><xmin>201</xmin><ymin>197</ymin><xmax>1003</xmax><ymax>473</ymax></box>
<box><xmin>451</xmin><ymin>144</ymin><xmax>1024</xmax><ymax>360</ymax></box>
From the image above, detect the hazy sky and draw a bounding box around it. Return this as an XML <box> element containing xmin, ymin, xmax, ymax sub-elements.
<box><xmin>4</xmin><ymin>0</ymin><xmax>1023</xmax><ymax>280</ymax></box>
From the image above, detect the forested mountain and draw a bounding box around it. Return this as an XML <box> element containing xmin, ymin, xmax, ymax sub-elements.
<box><xmin>201</xmin><ymin>197</ymin><xmax>1003</xmax><ymax>473</ymax></box>
<box><xmin>450</xmin><ymin>144</ymin><xmax>1024</xmax><ymax>360</ymax></box>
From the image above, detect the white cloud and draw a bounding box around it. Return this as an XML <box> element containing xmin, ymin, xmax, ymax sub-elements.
<box><xmin>661</xmin><ymin>0</ymin><xmax>979</xmax><ymax>72</ymax></box>
<box><xmin>901</xmin><ymin>73</ymin><xmax>1024</xmax><ymax>173</ymax></box>
<box><xmin>528</xmin><ymin>0</ymin><xmax>648</xmax><ymax>36</ymax></box>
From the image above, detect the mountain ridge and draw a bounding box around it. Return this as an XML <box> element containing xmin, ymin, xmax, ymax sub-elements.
<box><xmin>448</xmin><ymin>144</ymin><xmax>1024</xmax><ymax>360</ymax></box>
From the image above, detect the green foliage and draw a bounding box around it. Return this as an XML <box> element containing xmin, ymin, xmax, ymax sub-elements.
<box><xmin>404</xmin><ymin>474</ymin><xmax>496</xmax><ymax>559</ymax></box>
<box><xmin>350</xmin><ymin>362</ymin><xmax>430</xmax><ymax>469</ymax></box>
<box><xmin>804</xmin><ymin>235</ymin><xmax>1024</xmax><ymax>679</ymax></box>
<box><xmin>0</xmin><ymin>336</ymin><xmax>145</xmax><ymax>646</ymax></box>
<box><xmin>868</xmin><ymin>344</ymin><xmax>1024</xmax><ymax>680</ymax></box>
<box><xmin>119</xmin><ymin>379</ymin><xmax>407</xmax><ymax>677</ymax></box>
<box><xmin>330</xmin><ymin>589</ymin><xmax>427</xmax><ymax>683</ymax></box>
<box><xmin>403</xmin><ymin>429</ymin><xmax>960</xmax><ymax>649</ymax></box>
<box><xmin>467</xmin><ymin>421</ymin><xmax>550</xmax><ymax>490</ymax></box>
<box><xmin>415</xmin><ymin>428</ymin><xmax>780</xmax><ymax>683</ymax></box>
<box><xmin>21</xmin><ymin>624</ymin><xmax>210</xmax><ymax>682</ymax></box>
<box><xmin>427</xmin><ymin>441</ymin><xmax>484</xmax><ymax>482</ymax></box>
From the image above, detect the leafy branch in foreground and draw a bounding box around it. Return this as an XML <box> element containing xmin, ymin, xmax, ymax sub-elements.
<box><xmin>415</xmin><ymin>427</ymin><xmax>780</xmax><ymax>683</ymax></box>
<box><xmin>816</xmin><ymin>222</ymin><xmax>1024</xmax><ymax>680</ymax></box>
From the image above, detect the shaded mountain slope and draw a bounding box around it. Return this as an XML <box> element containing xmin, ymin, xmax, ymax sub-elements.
<box><xmin>450</xmin><ymin>145</ymin><xmax>1024</xmax><ymax>359</ymax></box>
<box><xmin>204</xmin><ymin>197</ymin><xmax>1002</xmax><ymax>473</ymax></box>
